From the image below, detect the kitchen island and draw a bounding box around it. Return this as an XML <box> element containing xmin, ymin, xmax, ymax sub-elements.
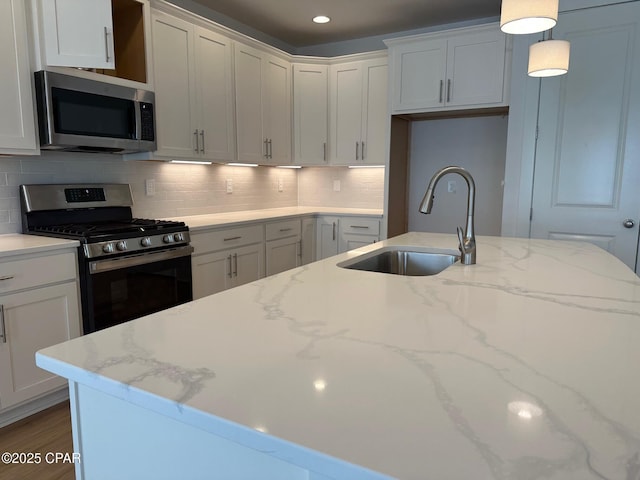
<box><xmin>36</xmin><ymin>233</ymin><xmax>640</xmax><ymax>480</ymax></box>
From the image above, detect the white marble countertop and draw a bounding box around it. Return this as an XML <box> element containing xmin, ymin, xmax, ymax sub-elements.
<box><xmin>37</xmin><ymin>233</ymin><xmax>640</xmax><ymax>479</ymax></box>
<box><xmin>0</xmin><ymin>234</ymin><xmax>79</xmax><ymax>259</ymax></box>
<box><xmin>167</xmin><ymin>206</ymin><xmax>383</xmax><ymax>231</ymax></box>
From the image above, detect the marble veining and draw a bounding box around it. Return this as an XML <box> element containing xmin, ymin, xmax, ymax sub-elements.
<box><xmin>37</xmin><ymin>233</ymin><xmax>640</xmax><ymax>479</ymax></box>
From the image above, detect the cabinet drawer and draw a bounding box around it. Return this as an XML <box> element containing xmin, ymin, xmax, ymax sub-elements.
<box><xmin>191</xmin><ymin>225</ymin><xmax>264</xmax><ymax>255</ymax></box>
<box><xmin>0</xmin><ymin>252</ymin><xmax>77</xmax><ymax>294</ymax></box>
<box><xmin>340</xmin><ymin>217</ymin><xmax>380</xmax><ymax>235</ymax></box>
<box><xmin>265</xmin><ymin>219</ymin><xmax>301</xmax><ymax>241</ymax></box>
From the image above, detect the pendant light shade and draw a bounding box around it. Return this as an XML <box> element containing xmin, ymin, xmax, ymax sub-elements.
<box><xmin>528</xmin><ymin>39</ymin><xmax>570</xmax><ymax>77</ymax></box>
<box><xmin>500</xmin><ymin>0</ymin><xmax>559</xmax><ymax>34</ymax></box>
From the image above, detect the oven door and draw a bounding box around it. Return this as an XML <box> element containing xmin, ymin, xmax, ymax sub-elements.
<box><xmin>83</xmin><ymin>246</ymin><xmax>193</xmax><ymax>333</ymax></box>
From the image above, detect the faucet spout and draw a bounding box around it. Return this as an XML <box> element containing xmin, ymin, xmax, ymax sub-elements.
<box><xmin>419</xmin><ymin>166</ymin><xmax>476</xmax><ymax>265</ymax></box>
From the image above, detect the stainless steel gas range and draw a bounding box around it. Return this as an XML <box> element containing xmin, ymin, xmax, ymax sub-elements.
<box><xmin>20</xmin><ymin>184</ymin><xmax>193</xmax><ymax>334</ymax></box>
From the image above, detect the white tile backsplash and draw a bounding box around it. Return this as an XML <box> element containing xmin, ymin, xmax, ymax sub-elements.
<box><xmin>0</xmin><ymin>153</ymin><xmax>384</xmax><ymax>233</ymax></box>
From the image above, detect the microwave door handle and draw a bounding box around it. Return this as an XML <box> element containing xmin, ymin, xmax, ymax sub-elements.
<box><xmin>135</xmin><ymin>102</ymin><xmax>142</xmax><ymax>142</ymax></box>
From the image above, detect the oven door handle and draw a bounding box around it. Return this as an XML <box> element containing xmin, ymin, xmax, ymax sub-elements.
<box><xmin>89</xmin><ymin>246</ymin><xmax>194</xmax><ymax>274</ymax></box>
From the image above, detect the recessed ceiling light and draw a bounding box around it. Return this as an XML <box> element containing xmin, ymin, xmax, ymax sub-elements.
<box><xmin>313</xmin><ymin>15</ymin><xmax>330</xmax><ymax>24</ymax></box>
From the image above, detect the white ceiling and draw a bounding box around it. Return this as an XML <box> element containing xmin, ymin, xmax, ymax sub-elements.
<box><xmin>189</xmin><ymin>0</ymin><xmax>502</xmax><ymax>47</ymax></box>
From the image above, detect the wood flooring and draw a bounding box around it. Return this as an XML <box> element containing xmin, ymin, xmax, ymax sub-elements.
<box><xmin>0</xmin><ymin>402</ymin><xmax>74</xmax><ymax>480</ymax></box>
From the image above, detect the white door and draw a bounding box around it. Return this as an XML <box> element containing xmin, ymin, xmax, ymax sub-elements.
<box><xmin>192</xmin><ymin>250</ymin><xmax>233</xmax><ymax>299</ymax></box>
<box><xmin>531</xmin><ymin>2</ymin><xmax>640</xmax><ymax>270</ymax></box>
<box><xmin>39</xmin><ymin>0</ymin><xmax>114</xmax><ymax>69</ymax></box>
<box><xmin>232</xmin><ymin>244</ymin><xmax>264</xmax><ymax>287</ymax></box>
<box><xmin>152</xmin><ymin>13</ymin><xmax>197</xmax><ymax>158</ymax></box>
<box><xmin>195</xmin><ymin>27</ymin><xmax>235</xmax><ymax>162</ymax></box>
<box><xmin>0</xmin><ymin>283</ymin><xmax>80</xmax><ymax>409</ymax></box>
<box><xmin>263</xmin><ymin>55</ymin><xmax>292</xmax><ymax>165</ymax></box>
<box><xmin>293</xmin><ymin>64</ymin><xmax>328</xmax><ymax>165</ymax></box>
<box><xmin>361</xmin><ymin>60</ymin><xmax>388</xmax><ymax>165</ymax></box>
<box><xmin>235</xmin><ymin>43</ymin><xmax>265</xmax><ymax>164</ymax></box>
<box><xmin>446</xmin><ymin>30</ymin><xmax>506</xmax><ymax>107</ymax></box>
<box><xmin>330</xmin><ymin>62</ymin><xmax>363</xmax><ymax>165</ymax></box>
<box><xmin>265</xmin><ymin>236</ymin><xmax>300</xmax><ymax>276</ymax></box>
<box><xmin>301</xmin><ymin>217</ymin><xmax>316</xmax><ymax>265</ymax></box>
<box><xmin>316</xmin><ymin>217</ymin><xmax>340</xmax><ymax>260</ymax></box>
<box><xmin>0</xmin><ymin>0</ymin><xmax>37</xmax><ymax>154</ymax></box>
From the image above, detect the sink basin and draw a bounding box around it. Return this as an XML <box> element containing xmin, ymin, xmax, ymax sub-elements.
<box><xmin>337</xmin><ymin>246</ymin><xmax>460</xmax><ymax>276</ymax></box>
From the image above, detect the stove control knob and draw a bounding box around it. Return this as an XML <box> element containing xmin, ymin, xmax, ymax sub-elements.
<box><xmin>116</xmin><ymin>241</ymin><xmax>127</xmax><ymax>251</ymax></box>
<box><xmin>163</xmin><ymin>234</ymin><xmax>174</xmax><ymax>244</ymax></box>
<box><xmin>102</xmin><ymin>243</ymin><xmax>115</xmax><ymax>254</ymax></box>
<box><xmin>140</xmin><ymin>237</ymin><xmax>152</xmax><ymax>247</ymax></box>
<box><xmin>173</xmin><ymin>233</ymin><xmax>184</xmax><ymax>242</ymax></box>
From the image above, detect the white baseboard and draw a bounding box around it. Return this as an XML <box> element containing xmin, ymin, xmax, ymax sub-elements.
<box><xmin>0</xmin><ymin>387</ymin><xmax>69</xmax><ymax>428</ymax></box>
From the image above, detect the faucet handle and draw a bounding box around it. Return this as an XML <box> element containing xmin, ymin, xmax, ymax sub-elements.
<box><xmin>456</xmin><ymin>226</ymin><xmax>467</xmax><ymax>255</ymax></box>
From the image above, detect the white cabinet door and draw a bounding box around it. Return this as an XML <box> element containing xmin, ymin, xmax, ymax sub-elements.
<box><xmin>301</xmin><ymin>217</ymin><xmax>316</xmax><ymax>265</ymax></box>
<box><xmin>391</xmin><ymin>39</ymin><xmax>447</xmax><ymax>111</ymax></box>
<box><xmin>265</xmin><ymin>236</ymin><xmax>300</xmax><ymax>276</ymax></box>
<box><xmin>530</xmin><ymin>2</ymin><xmax>640</xmax><ymax>271</ymax></box>
<box><xmin>263</xmin><ymin>55</ymin><xmax>292</xmax><ymax>165</ymax></box>
<box><xmin>0</xmin><ymin>0</ymin><xmax>37</xmax><ymax>154</ymax></box>
<box><xmin>152</xmin><ymin>12</ymin><xmax>197</xmax><ymax>158</ymax></box>
<box><xmin>316</xmin><ymin>217</ymin><xmax>339</xmax><ymax>260</ymax></box>
<box><xmin>446</xmin><ymin>30</ymin><xmax>506</xmax><ymax>108</ymax></box>
<box><xmin>330</xmin><ymin>62</ymin><xmax>363</xmax><ymax>165</ymax></box>
<box><xmin>232</xmin><ymin>243</ymin><xmax>264</xmax><ymax>287</ymax></box>
<box><xmin>360</xmin><ymin>60</ymin><xmax>388</xmax><ymax>165</ymax></box>
<box><xmin>0</xmin><ymin>282</ymin><xmax>80</xmax><ymax>409</ymax></box>
<box><xmin>192</xmin><ymin>250</ymin><xmax>233</xmax><ymax>300</ymax></box>
<box><xmin>339</xmin><ymin>234</ymin><xmax>377</xmax><ymax>253</ymax></box>
<box><xmin>195</xmin><ymin>26</ymin><xmax>235</xmax><ymax>162</ymax></box>
<box><xmin>293</xmin><ymin>64</ymin><xmax>328</xmax><ymax>165</ymax></box>
<box><xmin>235</xmin><ymin>43</ymin><xmax>266</xmax><ymax>164</ymax></box>
<box><xmin>38</xmin><ymin>0</ymin><xmax>115</xmax><ymax>69</ymax></box>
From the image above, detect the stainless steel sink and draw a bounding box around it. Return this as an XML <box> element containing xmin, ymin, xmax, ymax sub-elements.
<box><xmin>337</xmin><ymin>246</ymin><xmax>460</xmax><ymax>276</ymax></box>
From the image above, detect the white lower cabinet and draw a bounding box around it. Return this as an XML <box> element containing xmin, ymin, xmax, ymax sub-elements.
<box><xmin>191</xmin><ymin>225</ymin><xmax>264</xmax><ymax>300</ymax></box>
<box><xmin>265</xmin><ymin>219</ymin><xmax>301</xmax><ymax>277</ymax></box>
<box><xmin>317</xmin><ymin>215</ymin><xmax>381</xmax><ymax>260</ymax></box>
<box><xmin>0</xmin><ymin>251</ymin><xmax>81</xmax><ymax>411</ymax></box>
<box><xmin>300</xmin><ymin>217</ymin><xmax>315</xmax><ymax>265</ymax></box>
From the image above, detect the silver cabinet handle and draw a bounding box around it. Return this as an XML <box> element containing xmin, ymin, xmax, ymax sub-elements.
<box><xmin>623</xmin><ymin>219</ymin><xmax>635</xmax><ymax>228</ymax></box>
<box><xmin>0</xmin><ymin>304</ymin><xmax>6</xmax><ymax>344</ymax></box>
<box><xmin>194</xmin><ymin>130</ymin><xmax>199</xmax><ymax>153</ymax></box>
<box><xmin>355</xmin><ymin>142</ymin><xmax>359</xmax><ymax>160</ymax></box>
<box><xmin>233</xmin><ymin>253</ymin><xmax>238</xmax><ymax>277</ymax></box>
<box><xmin>0</xmin><ymin>275</ymin><xmax>15</xmax><ymax>281</ymax></box>
<box><xmin>323</xmin><ymin>142</ymin><xmax>327</xmax><ymax>162</ymax></box>
<box><xmin>264</xmin><ymin>138</ymin><xmax>268</xmax><ymax>158</ymax></box>
<box><xmin>279</xmin><ymin>228</ymin><xmax>292</xmax><ymax>232</ymax></box>
<box><xmin>350</xmin><ymin>225</ymin><xmax>369</xmax><ymax>229</ymax></box>
<box><xmin>298</xmin><ymin>239</ymin><xmax>303</xmax><ymax>258</ymax></box>
<box><xmin>104</xmin><ymin>27</ymin><xmax>112</xmax><ymax>63</ymax></box>
<box><xmin>332</xmin><ymin>222</ymin><xmax>336</xmax><ymax>241</ymax></box>
<box><xmin>447</xmin><ymin>79</ymin><xmax>452</xmax><ymax>103</ymax></box>
<box><xmin>361</xmin><ymin>141</ymin><xmax>365</xmax><ymax>160</ymax></box>
<box><xmin>268</xmin><ymin>139</ymin><xmax>273</xmax><ymax>159</ymax></box>
<box><xmin>223</xmin><ymin>236</ymin><xmax>242</xmax><ymax>242</ymax></box>
<box><xmin>439</xmin><ymin>80</ymin><xmax>443</xmax><ymax>103</ymax></box>
<box><xmin>227</xmin><ymin>255</ymin><xmax>233</xmax><ymax>278</ymax></box>
<box><xmin>200</xmin><ymin>130</ymin><xmax>205</xmax><ymax>154</ymax></box>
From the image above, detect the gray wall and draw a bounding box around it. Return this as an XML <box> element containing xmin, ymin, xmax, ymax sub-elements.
<box><xmin>407</xmin><ymin>115</ymin><xmax>508</xmax><ymax>236</ymax></box>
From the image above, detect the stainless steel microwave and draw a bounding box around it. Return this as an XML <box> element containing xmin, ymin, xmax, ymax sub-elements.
<box><xmin>34</xmin><ymin>71</ymin><xmax>156</xmax><ymax>154</ymax></box>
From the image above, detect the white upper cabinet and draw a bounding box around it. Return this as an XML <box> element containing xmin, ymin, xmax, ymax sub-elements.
<box><xmin>386</xmin><ymin>24</ymin><xmax>509</xmax><ymax>113</ymax></box>
<box><xmin>293</xmin><ymin>63</ymin><xmax>328</xmax><ymax>165</ymax></box>
<box><xmin>235</xmin><ymin>42</ymin><xmax>292</xmax><ymax>165</ymax></box>
<box><xmin>329</xmin><ymin>57</ymin><xmax>388</xmax><ymax>165</ymax></box>
<box><xmin>0</xmin><ymin>0</ymin><xmax>37</xmax><ymax>155</ymax></box>
<box><xmin>37</xmin><ymin>0</ymin><xmax>115</xmax><ymax>69</ymax></box>
<box><xmin>152</xmin><ymin>11</ymin><xmax>235</xmax><ymax>161</ymax></box>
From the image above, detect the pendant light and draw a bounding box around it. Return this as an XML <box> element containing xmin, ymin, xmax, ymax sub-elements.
<box><xmin>528</xmin><ymin>31</ymin><xmax>570</xmax><ymax>77</ymax></box>
<box><xmin>500</xmin><ymin>0</ymin><xmax>559</xmax><ymax>34</ymax></box>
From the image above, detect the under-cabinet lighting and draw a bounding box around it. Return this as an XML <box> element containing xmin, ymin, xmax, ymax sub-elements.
<box><xmin>170</xmin><ymin>160</ymin><xmax>213</xmax><ymax>165</ymax></box>
<box><xmin>276</xmin><ymin>165</ymin><xmax>302</xmax><ymax>169</ymax></box>
<box><xmin>348</xmin><ymin>165</ymin><xmax>385</xmax><ymax>169</ymax></box>
<box><xmin>312</xmin><ymin>15</ymin><xmax>330</xmax><ymax>24</ymax></box>
<box><xmin>226</xmin><ymin>163</ymin><xmax>258</xmax><ymax>167</ymax></box>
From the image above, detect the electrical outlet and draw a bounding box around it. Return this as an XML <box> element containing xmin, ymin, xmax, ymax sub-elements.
<box><xmin>226</xmin><ymin>178</ymin><xmax>233</xmax><ymax>193</ymax></box>
<box><xmin>278</xmin><ymin>178</ymin><xmax>284</xmax><ymax>192</ymax></box>
<box><xmin>333</xmin><ymin>180</ymin><xmax>341</xmax><ymax>192</ymax></box>
<box><xmin>447</xmin><ymin>180</ymin><xmax>456</xmax><ymax>193</ymax></box>
<box><xmin>145</xmin><ymin>179</ymin><xmax>155</xmax><ymax>196</ymax></box>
